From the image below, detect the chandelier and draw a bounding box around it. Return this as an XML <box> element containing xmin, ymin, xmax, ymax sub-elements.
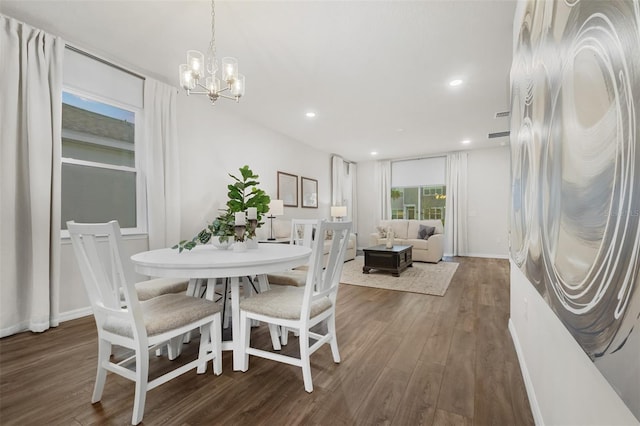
<box><xmin>178</xmin><ymin>0</ymin><xmax>245</xmax><ymax>103</ymax></box>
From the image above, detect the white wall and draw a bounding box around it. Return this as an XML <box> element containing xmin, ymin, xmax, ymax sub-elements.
<box><xmin>466</xmin><ymin>146</ymin><xmax>510</xmax><ymax>258</ymax></box>
<box><xmin>176</xmin><ymin>95</ymin><xmax>332</xmax><ymax>242</ymax></box>
<box><xmin>509</xmin><ymin>263</ymin><xmax>638</xmax><ymax>425</ymax></box>
<box><xmin>356</xmin><ymin>146</ymin><xmax>510</xmax><ymax>258</ymax></box>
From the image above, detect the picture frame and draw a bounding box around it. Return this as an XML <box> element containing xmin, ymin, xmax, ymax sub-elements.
<box><xmin>301</xmin><ymin>176</ymin><xmax>318</xmax><ymax>208</ymax></box>
<box><xmin>277</xmin><ymin>171</ymin><xmax>298</xmax><ymax>207</ymax></box>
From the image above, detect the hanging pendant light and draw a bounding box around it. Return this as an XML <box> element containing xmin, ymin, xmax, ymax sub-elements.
<box><xmin>178</xmin><ymin>0</ymin><xmax>244</xmax><ymax>103</ymax></box>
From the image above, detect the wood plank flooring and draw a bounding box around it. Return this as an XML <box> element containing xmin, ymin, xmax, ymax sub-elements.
<box><xmin>0</xmin><ymin>257</ymin><xmax>534</xmax><ymax>425</ymax></box>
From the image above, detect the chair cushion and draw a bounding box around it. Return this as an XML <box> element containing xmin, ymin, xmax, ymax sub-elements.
<box><xmin>104</xmin><ymin>294</ymin><xmax>220</xmax><ymax>338</ymax></box>
<box><xmin>135</xmin><ymin>278</ymin><xmax>189</xmax><ymax>301</ymax></box>
<box><xmin>240</xmin><ymin>286</ymin><xmax>332</xmax><ymax>319</ymax></box>
<box><xmin>267</xmin><ymin>270</ymin><xmax>307</xmax><ymax>287</ymax></box>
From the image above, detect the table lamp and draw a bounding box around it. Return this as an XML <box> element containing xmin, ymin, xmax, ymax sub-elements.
<box><xmin>267</xmin><ymin>199</ymin><xmax>284</xmax><ymax>240</ymax></box>
<box><xmin>331</xmin><ymin>206</ymin><xmax>347</xmax><ymax>221</ymax></box>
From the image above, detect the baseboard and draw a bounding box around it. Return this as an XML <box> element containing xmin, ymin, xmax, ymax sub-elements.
<box><xmin>58</xmin><ymin>306</ymin><xmax>93</xmax><ymax>322</ymax></box>
<box><xmin>443</xmin><ymin>252</ymin><xmax>509</xmax><ymax>259</ymax></box>
<box><xmin>509</xmin><ymin>318</ymin><xmax>544</xmax><ymax>426</ymax></box>
<box><xmin>0</xmin><ymin>307</ymin><xmax>92</xmax><ymax>338</ymax></box>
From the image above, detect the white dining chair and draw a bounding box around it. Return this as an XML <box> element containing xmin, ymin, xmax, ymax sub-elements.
<box><xmin>266</xmin><ymin>218</ymin><xmax>318</xmax><ymax>287</ymax></box>
<box><xmin>239</xmin><ymin>220</ymin><xmax>352</xmax><ymax>392</ymax></box>
<box><xmin>265</xmin><ymin>218</ymin><xmax>318</xmax><ymax>347</ymax></box>
<box><xmin>67</xmin><ymin>221</ymin><xmax>222</xmax><ymax>425</ymax></box>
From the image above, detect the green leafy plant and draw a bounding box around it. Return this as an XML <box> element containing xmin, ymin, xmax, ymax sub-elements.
<box><xmin>173</xmin><ymin>165</ymin><xmax>271</xmax><ymax>252</ymax></box>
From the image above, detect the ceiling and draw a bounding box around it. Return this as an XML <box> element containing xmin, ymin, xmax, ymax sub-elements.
<box><xmin>1</xmin><ymin>0</ymin><xmax>516</xmax><ymax>162</ymax></box>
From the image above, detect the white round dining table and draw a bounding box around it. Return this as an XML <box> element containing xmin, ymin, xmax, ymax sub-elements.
<box><xmin>131</xmin><ymin>243</ymin><xmax>312</xmax><ymax>370</ymax></box>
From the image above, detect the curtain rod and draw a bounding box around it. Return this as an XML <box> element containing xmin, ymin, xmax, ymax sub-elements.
<box><xmin>65</xmin><ymin>44</ymin><xmax>145</xmax><ymax>81</ymax></box>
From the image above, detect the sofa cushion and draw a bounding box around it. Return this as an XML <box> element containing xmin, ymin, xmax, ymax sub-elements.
<box><xmin>379</xmin><ymin>220</ymin><xmax>409</xmax><ymax>239</ymax></box>
<box><xmin>418</xmin><ymin>225</ymin><xmax>436</xmax><ymax>240</ymax></box>
<box><xmin>406</xmin><ymin>239</ymin><xmax>429</xmax><ymax>250</ymax></box>
<box><xmin>407</xmin><ymin>220</ymin><xmax>443</xmax><ymax>238</ymax></box>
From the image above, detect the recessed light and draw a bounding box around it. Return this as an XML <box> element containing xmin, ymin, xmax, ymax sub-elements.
<box><xmin>371</xmin><ymin>151</ymin><xmax>378</xmax><ymax>156</ymax></box>
<box><xmin>461</xmin><ymin>139</ymin><xmax>471</xmax><ymax>144</ymax></box>
<box><xmin>396</xmin><ymin>128</ymin><xmax>404</xmax><ymax>133</ymax></box>
<box><xmin>449</xmin><ymin>79</ymin><xmax>463</xmax><ymax>87</ymax></box>
<box><xmin>305</xmin><ymin>112</ymin><xmax>316</xmax><ymax>118</ymax></box>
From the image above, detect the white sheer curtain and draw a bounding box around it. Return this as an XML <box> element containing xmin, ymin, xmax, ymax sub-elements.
<box><xmin>375</xmin><ymin>160</ymin><xmax>392</xmax><ymax>222</ymax></box>
<box><xmin>445</xmin><ymin>152</ymin><xmax>468</xmax><ymax>256</ymax></box>
<box><xmin>347</xmin><ymin>162</ymin><xmax>357</xmax><ymax>234</ymax></box>
<box><xmin>143</xmin><ymin>79</ymin><xmax>181</xmax><ymax>250</ymax></box>
<box><xmin>331</xmin><ymin>155</ymin><xmax>357</xmax><ymax>232</ymax></box>
<box><xmin>331</xmin><ymin>155</ymin><xmax>345</xmax><ymax>207</ymax></box>
<box><xmin>0</xmin><ymin>16</ymin><xmax>64</xmax><ymax>337</ymax></box>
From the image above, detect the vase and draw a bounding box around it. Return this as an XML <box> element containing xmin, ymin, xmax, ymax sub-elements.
<box><xmin>385</xmin><ymin>231</ymin><xmax>394</xmax><ymax>249</ymax></box>
<box><xmin>232</xmin><ymin>241</ymin><xmax>247</xmax><ymax>252</ymax></box>
<box><xmin>246</xmin><ymin>238</ymin><xmax>259</xmax><ymax>249</ymax></box>
<box><xmin>211</xmin><ymin>236</ymin><xmax>231</xmax><ymax>250</ymax></box>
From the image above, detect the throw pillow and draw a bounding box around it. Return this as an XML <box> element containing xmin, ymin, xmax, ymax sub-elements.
<box><xmin>376</xmin><ymin>226</ymin><xmax>387</xmax><ymax>238</ymax></box>
<box><xmin>418</xmin><ymin>225</ymin><xmax>436</xmax><ymax>240</ymax></box>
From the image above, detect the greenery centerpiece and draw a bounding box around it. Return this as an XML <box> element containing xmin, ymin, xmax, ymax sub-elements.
<box><xmin>173</xmin><ymin>165</ymin><xmax>271</xmax><ymax>252</ymax></box>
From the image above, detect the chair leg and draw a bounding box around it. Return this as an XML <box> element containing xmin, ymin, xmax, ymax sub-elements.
<box><xmin>212</xmin><ymin>315</ymin><xmax>222</xmax><ymax>375</ymax></box>
<box><xmin>327</xmin><ymin>314</ymin><xmax>341</xmax><ymax>363</ymax></box>
<box><xmin>239</xmin><ymin>310</ymin><xmax>250</xmax><ymax>372</ymax></box>
<box><xmin>91</xmin><ymin>338</ymin><xmax>111</xmax><ymax>403</ymax></box>
<box><xmin>268</xmin><ymin>323</ymin><xmax>282</xmax><ymax>350</ymax></box>
<box><xmin>197</xmin><ymin>324</ymin><xmax>211</xmax><ymax>374</ymax></box>
<box><xmin>299</xmin><ymin>329</ymin><xmax>313</xmax><ymax>393</ymax></box>
<box><xmin>131</xmin><ymin>347</ymin><xmax>149</xmax><ymax>425</ymax></box>
<box><xmin>167</xmin><ymin>336</ymin><xmax>183</xmax><ymax>360</ymax></box>
<box><xmin>280</xmin><ymin>326</ymin><xmax>289</xmax><ymax>346</ymax></box>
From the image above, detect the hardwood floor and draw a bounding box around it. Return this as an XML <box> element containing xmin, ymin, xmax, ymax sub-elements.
<box><xmin>0</xmin><ymin>257</ymin><xmax>534</xmax><ymax>426</ymax></box>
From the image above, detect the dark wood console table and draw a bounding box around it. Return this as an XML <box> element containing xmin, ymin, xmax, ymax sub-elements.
<box><xmin>362</xmin><ymin>244</ymin><xmax>413</xmax><ymax>277</ymax></box>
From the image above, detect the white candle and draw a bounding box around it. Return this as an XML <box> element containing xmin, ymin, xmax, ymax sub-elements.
<box><xmin>247</xmin><ymin>207</ymin><xmax>257</xmax><ymax>220</ymax></box>
<box><xmin>235</xmin><ymin>212</ymin><xmax>246</xmax><ymax>225</ymax></box>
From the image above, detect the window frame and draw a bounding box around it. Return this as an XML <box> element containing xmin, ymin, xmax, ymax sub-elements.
<box><xmin>60</xmin><ymin>87</ymin><xmax>147</xmax><ymax>238</ymax></box>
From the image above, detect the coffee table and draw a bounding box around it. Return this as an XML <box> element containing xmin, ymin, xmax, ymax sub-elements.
<box><xmin>362</xmin><ymin>244</ymin><xmax>413</xmax><ymax>277</ymax></box>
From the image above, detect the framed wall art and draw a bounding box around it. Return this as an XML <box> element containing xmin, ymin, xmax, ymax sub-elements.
<box><xmin>301</xmin><ymin>176</ymin><xmax>318</xmax><ymax>208</ymax></box>
<box><xmin>277</xmin><ymin>171</ymin><xmax>298</xmax><ymax>207</ymax></box>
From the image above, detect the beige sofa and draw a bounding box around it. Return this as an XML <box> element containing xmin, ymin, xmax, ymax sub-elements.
<box><xmin>369</xmin><ymin>219</ymin><xmax>444</xmax><ymax>263</ymax></box>
<box><xmin>263</xmin><ymin>219</ymin><xmax>357</xmax><ymax>263</ymax></box>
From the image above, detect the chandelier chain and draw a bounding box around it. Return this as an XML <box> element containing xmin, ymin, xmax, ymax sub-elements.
<box><xmin>207</xmin><ymin>0</ymin><xmax>216</xmax><ymax>74</ymax></box>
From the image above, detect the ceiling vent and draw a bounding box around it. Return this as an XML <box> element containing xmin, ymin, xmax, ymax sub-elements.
<box><xmin>495</xmin><ymin>111</ymin><xmax>510</xmax><ymax>118</ymax></box>
<box><xmin>488</xmin><ymin>131</ymin><xmax>510</xmax><ymax>139</ymax></box>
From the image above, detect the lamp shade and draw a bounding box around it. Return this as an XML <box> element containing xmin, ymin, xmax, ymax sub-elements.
<box><xmin>331</xmin><ymin>206</ymin><xmax>347</xmax><ymax>218</ymax></box>
<box><xmin>268</xmin><ymin>199</ymin><xmax>284</xmax><ymax>216</ymax></box>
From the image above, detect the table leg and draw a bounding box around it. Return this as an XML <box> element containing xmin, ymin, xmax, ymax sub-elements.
<box><xmin>230</xmin><ymin>276</ymin><xmax>242</xmax><ymax>371</ymax></box>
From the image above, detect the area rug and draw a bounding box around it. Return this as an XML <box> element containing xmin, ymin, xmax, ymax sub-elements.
<box><xmin>340</xmin><ymin>256</ymin><xmax>459</xmax><ymax>296</ymax></box>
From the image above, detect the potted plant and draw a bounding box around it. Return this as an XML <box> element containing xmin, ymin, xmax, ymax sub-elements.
<box><xmin>173</xmin><ymin>165</ymin><xmax>271</xmax><ymax>252</ymax></box>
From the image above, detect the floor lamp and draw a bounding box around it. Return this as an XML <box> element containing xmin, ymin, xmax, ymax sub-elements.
<box><xmin>267</xmin><ymin>199</ymin><xmax>284</xmax><ymax>240</ymax></box>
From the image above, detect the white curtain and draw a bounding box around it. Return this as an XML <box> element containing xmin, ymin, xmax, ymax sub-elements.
<box><xmin>375</xmin><ymin>160</ymin><xmax>392</xmax><ymax>222</ymax></box>
<box><xmin>143</xmin><ymin>79</ymin><xmax>181</xmax><ymax>250</ymax></box>
<box><xmin>347</xmin><ymin>162</ymin><xmax>358</xmax><ymax>234</ymax></box>
<box><xmin>0</xmin><ymin>16</ymin><xmax>64</xmax><ymax>337</ymax></box>
<box><xmin>445</xmin><ymin>152</ymin><xmax>468</xmax><ymax>256</ymax></box>
<box><xmin>331</xmin><ymin>155</ymin><xmax>345</xmax><ymax>207</ymax></box>
<box><xmin>331</xmin><ymin>155</ymin><xmax>357</xmax><ymax>232</ymax></box>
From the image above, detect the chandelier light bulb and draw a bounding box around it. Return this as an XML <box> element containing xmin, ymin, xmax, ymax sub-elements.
<box><xmin>222</xmin><ymin>57</ymin><xmax>238</xmax><ymax>84</ymax></box>
<box><xmin>232</xmin><ymin>74</ymin><xmax>245</xmax><ymax>98</ymax></box>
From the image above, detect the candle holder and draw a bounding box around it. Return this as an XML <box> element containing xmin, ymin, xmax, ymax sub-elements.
<box><xmin>234</xmin><ymin>224</ymin><xmax>246</xmax><ymax>242</ymax></box>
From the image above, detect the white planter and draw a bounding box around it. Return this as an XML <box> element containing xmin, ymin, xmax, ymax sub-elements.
<box><xmin>211</xmin><ymin>236</ymin><xmax>231</xmax><ymax>250</ymax></box>
<box><xmin>232</xmin><ymin>241</ymin><xmax>247</xmax><ymax>252</ymax></box>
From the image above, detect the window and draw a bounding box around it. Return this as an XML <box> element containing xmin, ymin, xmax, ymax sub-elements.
<box><xmin>391</xmin><ymin>157</ymin><xmax>446</xmax><ymax>223</ymax></box>
<box><xmin>61</xmin><ymin>91</ymin><xmax>144</xmax><ymax>233</ymax></box>
<box><xmin>391</xmin><ymin>185</ymin><xmax>446</xmax><ymax>222</ymax></box>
